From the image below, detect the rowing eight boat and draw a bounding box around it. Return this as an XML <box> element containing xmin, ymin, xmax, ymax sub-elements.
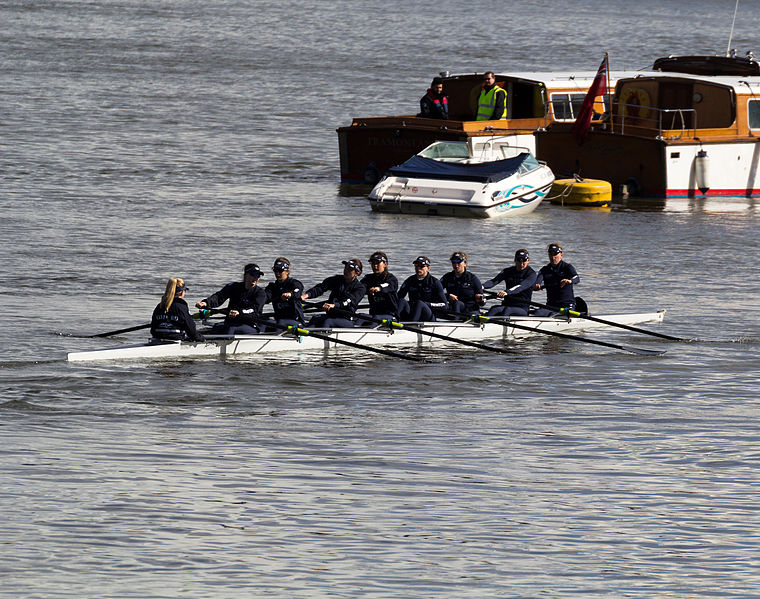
<box><xmin>67</xmin><ymin>310</ymin><xmax>666</xmax><ymax>362</ymax></box>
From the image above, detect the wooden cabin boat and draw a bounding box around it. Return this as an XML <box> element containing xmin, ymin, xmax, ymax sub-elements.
<box><xmin>535</xmin><ymin>55</ymin><xmax>760</xmax><ymax>198</ymax></box>
<box><xmin>338</xmin><ymin>71</ymin><xmax>619</xmax><ymax>184</ymax></box>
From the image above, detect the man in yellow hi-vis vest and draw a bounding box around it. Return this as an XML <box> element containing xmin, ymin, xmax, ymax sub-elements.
<box><xmin>476</xmin><ymin>72</ymin><xmax>507</xmax><ymax>120</ymax></box>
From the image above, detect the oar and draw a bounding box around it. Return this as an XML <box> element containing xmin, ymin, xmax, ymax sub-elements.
<box><xmin>88</xmin><ymin>323</ymin><xmax>151</xmax><ymax>338</ymax></box>
<box><xmin>325</xmin><ymin>307</ymin><xmax>517</xmax><ymax>356</ymax></box>
<box><xmin>251</xmin><ymin>316</ymin><xmax>424</xmax><ymax>362</ymax></box>
<box><xmin>468</xmin><ymin>313</ymin><xmax>665</xmax><ymax>356</ymax></box>
<box><xmin>527</xmin><ymin>300</ymin><xmax>683</xmax><ymax>341</ymax></box>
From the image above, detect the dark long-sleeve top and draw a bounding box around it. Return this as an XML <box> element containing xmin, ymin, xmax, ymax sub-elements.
<box><xmin>304</xmin><ymin>275</ymin><xmax>366</xmax><ymax>314</ymax></box>
<box><xmin>151</xmin><ymin>297</ymin><xmax>204</xmax><ymax>341</ymax></box>
<box><xmin>264</xmin><ymin>277</ymin><xmax>305</xmax><ymax>323</ymax></box>
<box><xmin>440</xmin><ymin>270</ymin><xmax>484</xmax><ymax>311</ymax></box>
<box><xmin>360</xmin><ymin>271</ymin><xmax>400</xmax><ymax>316</ymax></box>
<box><xmin>535</xmin><ymin>260</ymin><xmax>580</xmax><ymax>307</ymax></box>
<box><xmin>419</xmin><ymin>90</ymin><xmax>449</xmax><ymax>119</ymax></box>
<box><xmin>201</xmin><ymin>281</ymin><xmax>267</xmax><ymax>327</ymax></box>
<box><xmin>483</xmin><ymin>265</ymin><xmax>537</xmax><ymax>309</ymax></box>
<box><xmin>398</xmin><ymin>273</ymin><xmax>447</xmax><ymax>308</ymax></box>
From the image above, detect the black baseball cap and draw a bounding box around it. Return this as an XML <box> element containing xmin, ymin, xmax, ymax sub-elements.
<box><xmin>547</xmin><ymin>244</ymin><xmax>563</xmax><ymax>255</ymax></box>
<box><xmin>342</xmin><ymin>258</ymin><xmax>363</xmax><ymax>274</ymax></box>
<box><xmin>272</xmin><ymin>259</ymin><xmax>290</xmax><ymax>272</ymax></box>
<box><xmin>369</xmin><ymin>251</ymin><xmax>388</xmax><ymax>264</ymax></box>
<box><xmin>515</xmin><ymin>250</ymin><xmax>530</xmax><ymax>261</ymax></box>
<box><xmin>413</xmin><ymin>256</ymin><xmax>431</xmax><ymax>267</ymax></box>
<box><xmin>244</xmin><ymin>264</ymin><xmax>262</xmax><ymax>277</ymax></box>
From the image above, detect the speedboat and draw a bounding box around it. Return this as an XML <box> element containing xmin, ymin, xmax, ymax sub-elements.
<box><xmin>367</xmin><ymin>137</ymin><xmax>555</xmax><ymax>218</ymax></box>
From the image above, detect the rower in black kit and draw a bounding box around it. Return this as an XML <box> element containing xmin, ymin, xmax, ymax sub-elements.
<box><xmin>264</xmin><ymin>257</ymin><xmax>306</xmax><ymax>327</ymax></box>
<box><xmin>196</xmin><ymin>263</ymin><xmax>267</xmax><ymax>335</ymax></box>
<box><xmin>533</xmin><ymin>243</ymin><xmax>580</xmax><ymax>315</ymax></box>
<box><xmin>302</xmin><ymin>258</ymin><xmax>366</xmax><ymax>328</ymax></box>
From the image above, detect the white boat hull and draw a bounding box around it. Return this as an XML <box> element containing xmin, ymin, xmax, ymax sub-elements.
<box><xmin>369</xmin><ymin>167</ymin><xmax>554</xmax><ymax>218</ymax></box>
<box><xmin>67</xmin><ymin>311</ymin><xmax>666</xmax><ymax>362</ymax></box>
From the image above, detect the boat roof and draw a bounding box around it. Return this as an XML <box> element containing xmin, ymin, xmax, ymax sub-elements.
<box><xmin>614</xmin><ymin>70</ymin><xmax>760</xmax><ymax>93</ymax></box>
<box><xmin>444</xmin><ymin>70</ymin><xmax>642</xmax><ymax>90</ymax></box>
<box><xmin>388</xmin><ymin>153</ymin><xmax>532</xmax><ymax>184</ymax></box>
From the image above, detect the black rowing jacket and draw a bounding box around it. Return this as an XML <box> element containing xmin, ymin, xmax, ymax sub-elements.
<box><xmin>360</xmin><ymin>271</ymin><xmax>400</xmax><ymax>317</ymax></box>
<box><xmin>151</xmin><ymin>297</ymin><xmax>204</xmax><ymax>341</ymax></box>
<box><xmin>483</xmin><ymin>265</ymin><xmax>537</xmax><ymax>309</ymax></box>
<box><xmin>201</xmin><ymin>281</ymin><xmax>267</xmax><ymax>328</ymax></box>
<box><xmin>440</xmin><ymin>270</ymin><xmax>484</xmax><ymax>312</ymax></box>
<box><xmin>535</xmin><ymin>260</ymin><xmax>580</xmax><ymax>308</ymax></box>
<box><xmin>398</xmin><ymin>273</ymin><xmax>447</xmax><ymax>308</ymax></box>
<box><xmin>264</xmin><ymin>277</ymin><xmax>305</xmax><ymax>323</ymax></box>
<box><xmin>304</xmin><ymin>275</ymin><xmax>366</xmax><ymax>314</ymax></box>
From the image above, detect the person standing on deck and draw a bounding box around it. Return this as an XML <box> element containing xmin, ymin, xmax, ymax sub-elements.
<box><xmin>301</xmin><ymin>258</ymin><xmax>366</xmax><ymax>328</ymax></box>
<box><xmin>418</xmin><ymin>77</ymin><xmax>449</xmax><ymax>120</ymax></box>
<box><xmin>151</xmin><ymin>277</ymin><xmax>204</xmax><ymax>342</ymax></box>
<box><xmin>264</xmin><ymin>257</ymin><xmax>305</xmax><ymax>328</ymax></box>
<box><xmin>398</xmin><ymin>256</ymin><xmax>448</xmax><ymax>322</ymax></box>
<box><xmin>360</xmin><ymin>251</ymin><xmax>401</xmax><ymax>321</ymax></box>
<box><xmin>533</xmin><ymin>243</ymin><xmax>580</xmax><ymax>315</ymax></box>
<box><xmin>483</xmin><ymin>249</ymin><xmax>537</xmax><ymax>317</ymax></box>
<box><xmin>440</xmin><ymin>251</ymin><xmax>484</xmax><ymax>314</ymax></box>
<box><xmin>195</xmin><ymin>264</ymin><xmax>267</xmax><ymax>335</ymax></box>
<box><xmin>476</xmin><ymin>71</ymin><xmax>507</xmax><ymax>121</ymax></box>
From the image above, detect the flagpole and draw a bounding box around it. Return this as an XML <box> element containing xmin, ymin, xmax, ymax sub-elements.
<box><xmin>605</xmin><ymin>52</ymin><xmax>612</xmax><ymax>130</ymax></box>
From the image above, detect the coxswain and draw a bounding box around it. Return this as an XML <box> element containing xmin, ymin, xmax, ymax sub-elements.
<box><xmin>264</xmin><ymin>257</ymin><xmax>305</xmax><ymax>327</ymax></box>
<box><xmin>398</xmin><ymin>256</ymin><xmax>448</xmax><ymax>321</ymax></box>
<box><xmin>195</xmin><ymin>263</ymin><xmax>267</xmax><ymax>335</ymax></box>
<box><xmin>482</xmin><ymin>248</ymin><xmax>537</xmax><ymax>316</ymax></box>
<box><xmin>476</xmin><ymin>71</ymin><xmax>507</xmax><ymax>121</ymax></box>
<box><xmin>533</xmin><ymin>243</ymin><xmax>580</xmax><ymax>315</ymax></box>
<box><xmin>301</xmin><ymin>258</ymin><xmax>366</xmax><ymax>328</ymax></box>
<box><xmin>440</xmin><ymin>251</ymin><xmax>484</xmax><ymax>315</ymax></box>
<box><xmin>151</xmin><ymin>278</ymin><xmax>204</xmax><ymax>342</ymax></box>
<box><xmin>360</xmin><ymin>251</ymin><xmax>400</xmax><ymax>321</ymax></box>
<box><xmin>418</xmin><ymin>77</ymin><xmax>449</xmax><ymax>120</ymax></box>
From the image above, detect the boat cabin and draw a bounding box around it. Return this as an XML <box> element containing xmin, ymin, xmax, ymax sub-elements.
<box><xmin>338</xmin><ymin>70</ymin><xmax>614</xmax><ymax>183</ymax></box>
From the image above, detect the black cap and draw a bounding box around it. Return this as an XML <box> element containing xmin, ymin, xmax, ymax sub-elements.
<box><xmin>413</xmin><ymin>256</ymin><xmax>431</xmax><ymax>267</ymax></box>
<box><xmin>515</xmin><ymin>250</ymin><xmax>530</xmax><ymax>261</ymax></box>
<box><xmin>547</xmin><ymin>244</ymin><xmax>563</xmax><ymax>255</ymax></box>
<box><xmin>369</xmin><ymin>251</ymin><xmax>388</xmax><ymax>264</ymax></box>
<box><xmin>432</xmin><ymin>76</ymin><xmax>443</xmax><ymax>85</ymax></box>
<box><xmin>450</xmin><ymin>252</ymin><xmax>466</xmax><ymax>263</ymax></box>
<box><xmin>342</xmin><ymin>259</ymin><xmax>363</xmax><ymax>274</ymax></box>
<box><xmin>244</xmin><ymin>264</ymin><xmax>262</xmax><ymax>277</ymax></box>
<box><xmin>272</xmin><ymin>259</ymin><xmax>290</xmax><ymax>272</ymax></box>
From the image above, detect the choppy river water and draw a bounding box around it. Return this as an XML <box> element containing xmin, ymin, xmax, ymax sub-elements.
<box><xmin>2</xmin><ymin>1</ymin><xmax>759</xmax><ymax>597</ymax></box>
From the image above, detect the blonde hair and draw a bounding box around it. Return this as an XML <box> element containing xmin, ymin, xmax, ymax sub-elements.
<box><xmin>160</xmin><ymin>277</ymin><xmax>185</xmax><ymax>313</ymax></box>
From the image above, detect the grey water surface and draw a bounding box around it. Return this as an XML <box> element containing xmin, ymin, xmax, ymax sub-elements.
<box><xmin>2</xmin><ymin>1</ymin><xmax>759</xmax><ymax>597</ymax></box>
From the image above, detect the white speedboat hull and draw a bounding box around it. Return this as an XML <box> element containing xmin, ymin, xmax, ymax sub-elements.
<box><xmin>68</xmin><ymin>311</ymin><xmax>666</xmax><ymax>362</ymax></box>
<box><xmin>369</xmin><ymin>172</ymin><xmax>553</xmax><ymax>218</ymax></box>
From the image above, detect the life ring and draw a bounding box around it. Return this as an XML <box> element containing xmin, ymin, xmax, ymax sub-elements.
<box><xmin>621</xmin><ymin>87</ymin><xmax>651</xmax><ymax>124</ymax></box>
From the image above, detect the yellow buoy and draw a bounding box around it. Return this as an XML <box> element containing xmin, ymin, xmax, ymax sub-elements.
<box><xmin>549</xmin><ymin>177</ymin><xmax>612</xmax><ymax>208</ymax></box>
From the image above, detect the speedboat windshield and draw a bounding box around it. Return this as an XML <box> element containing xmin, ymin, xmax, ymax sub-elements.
<box><xmin>418</xmin><ymin>141</ymin><xmax>470</xmax><ymax>161</ymax></box>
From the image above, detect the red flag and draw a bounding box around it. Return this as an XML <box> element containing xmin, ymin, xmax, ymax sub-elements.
<box><xmin>572</xmin><ymin>57</ymin><xmax>607</xmax><ymax>144</ymax></box>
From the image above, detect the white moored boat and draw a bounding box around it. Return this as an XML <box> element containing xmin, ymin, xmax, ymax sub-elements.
<box><xmin>67</xmin><ymin>310</ymin><xmax>666</xmax><ymax>362</ymax></box>
<box><xmin>368</xmin><ymin>137</ymin><xmax>554</xmax><ymax>218</ymax></box>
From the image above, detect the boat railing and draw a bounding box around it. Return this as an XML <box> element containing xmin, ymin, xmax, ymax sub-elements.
<box><xmin>613</xmin><ymin>102</ymin><xmax>698</xmax><ymax>140</ymax></box>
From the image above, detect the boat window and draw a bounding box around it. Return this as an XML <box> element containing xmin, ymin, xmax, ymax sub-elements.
<box><xmin>418</xmin><ymin>141</ymin><xmax>470</xmax><ymax>160</ymax></box>
<box><xmin>518</xmin><ymin>153</ymin><xmax>540</xmax><ymax>174</ymax></box>
<box><xmin>549</xmin><ymin>93</ymin><xmax>605</xmax><ymax>121</ymax></box>
<box><xmin>749</xmin><ymin>99</ymin><xmax>760</xmax><ymax>129</ymax></box>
